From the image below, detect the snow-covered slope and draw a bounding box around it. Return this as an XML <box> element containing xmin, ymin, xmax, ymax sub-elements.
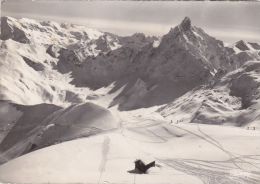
<box><xmin>0</xmin><ymin>39</ymin><xmax>90</xmax><ymax>106</ymax></box>
<box><xmin>158</xmin><ymin>60</ymin><xmax>260</xmax><ymax>128</ymax></box>
<box><xmin>227</xmin><ymin>40</ymin><xmax>260</xmax><ymax>67</ymax></box>
<box><xmin>0</xmin><ymin>16</ymin><xmax>157</xmax><ymax>105</ymax></box>
<box><xmin>1</xmin><ymin>16</ymin><xmax>110</xmax><ymax>48</ymax></box>
<box><xmin>0</xmin><ymin>16</ymin><xmax>126</xmax><ymax>106</ymax></box>
<box><xmin>0</xmin><ymin>102</ymin><xmax>119</xmax><ymax>164</ymax></box>
<box><xmin>0</xmin><ymin>121</ymin><xmax>259</xmax><ymax>184</ymax></box>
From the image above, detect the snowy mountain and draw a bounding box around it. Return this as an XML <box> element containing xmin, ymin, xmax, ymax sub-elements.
<box><xmin>1</xmin><ymin>16</ymin><xmax>258</xmax><ymax>109</ymax></box>
<box><xmin>158</xmin><ymin>42</ymin><xmax>260</xmax><ymax>127</ymax></box>
<box><xmin>158</xmin><ymin>61</ymin><xmax>260</xmax><ymax>127</ymax></box>
<box><xmin>230</xmin><ymin>40</ymin><xmax>260</xmax><ymax>67</ymax></box>
<box><xmin>0</xmin><ymin>16</ymin><xmax>156</xmax><ymax>105</ymax></box>
<box><xmin>1</xmin><ymin>16</ymin><xmax>260</xmax><ymax>172</ymax></box>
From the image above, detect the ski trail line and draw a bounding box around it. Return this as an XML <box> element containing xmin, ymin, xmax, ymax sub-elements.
<box><xmin>98</xmin><ymin>136</ymin><xmax>110</xmax><ymax>184</ymax></box>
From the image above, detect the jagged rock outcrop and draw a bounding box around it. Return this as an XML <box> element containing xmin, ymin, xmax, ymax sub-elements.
<box><xmin>235</xmin><ymin>40</ymin><xmax>250</xmax><ymax>51</ymax></box>
<box><xmin>229</xmin><ymin>61</ymin><xmax>260</xmax><ymax>109</ymax></box>
<box><xmin>179</xmin><ymin>17</ymin><xmax>191</xmax><ymax>31</ymax></box>
<box><xmin>1</xmin><ymin>17</ymin><xmax>30</xmax><ymax>44</ymax></box>
<box><xmin>46</xmin><ymin>45</ymin><xmax>61</xmax><ymax>58</ymax></box>
<box><xmin>230</xmin><ymin>40</ymin><xmax>260</xmax><ymax>68</ymax></box>
<box><xmin>249</xmin><ymin>42</ymin><xmax>260</xmax><ymax>50</ymax></box>
<box><xmin>22</xmin><ymin>56</ymin><xmax>45</xmax><ymax>71</ymax></box>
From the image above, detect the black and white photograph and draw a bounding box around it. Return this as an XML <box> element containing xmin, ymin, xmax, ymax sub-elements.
<box><xmin>0</xmin><ymin>0</ymin><xmax>260</xmax><ymax>183</ymax></box>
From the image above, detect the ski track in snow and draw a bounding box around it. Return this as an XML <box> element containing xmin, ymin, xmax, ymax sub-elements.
<box><xmin>163</xmin><ymin>124</ymin><xmax>260</xmax><ymax>184</ymax></box>
<box><xmin>162</xmin><ymin>158</ymin><xmax>260</xmax><ymax>184</ymax></box>
<box><xmin>98</xmin><ymin>136</ymin><xmax>110</xmax><ymax>184</ymax></box>
<box><xmin>173</xmin><ymin>124</ymin><xmax>260</xmax><ymax>170</ymax></box>
<box><xmin>124</xmin><ymin>119</ymin><xmax>260</xmax><ymax>184</ymax></box>
<box><xmin>119</xmin><ymin>117</ymin><xmax>260</xmax><ymax>184</ymax></box>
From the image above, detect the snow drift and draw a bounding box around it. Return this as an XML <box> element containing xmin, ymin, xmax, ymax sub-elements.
<box><xmin>0</xmin><ymin>121</ymin><xmax>259</xmax><ymax>184</ymax></box>
<box><xmin>0</xmin><ymin>102</ymin><xmax>119</xmax><ymax>164</ymax></box>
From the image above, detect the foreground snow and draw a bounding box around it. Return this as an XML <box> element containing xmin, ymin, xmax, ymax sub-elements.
<box><xmin>0</xmin><ymin>120</ymin><xmax>259</xmax><ymax>184</ymax></box>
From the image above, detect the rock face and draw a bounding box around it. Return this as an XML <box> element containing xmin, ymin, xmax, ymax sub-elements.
<box><xmin>229</xmin><ymin>61</ymin><xmax>260</xmax><ymax>109</ymax></box>
<box><xmin>46</xmin><ymin>45</ymin><xmax>61</xmax><ymax>58</ymax></box>
<box><xmin>235</xmin><ymin>40</ymin><xmax>250</xmax><ymax>51</ymax></box>
<box><xmin>179</xmin><ymin>17</ymin><xmax>192</xmax><ymax>31</ymax></box>
<box><xmin>158</xmin><ymin>60</ymin><xmax>260</xmax><ymax>127</ymax></box>
<box><xmin>0</xmin><ymin>17</ymin><xmax>30</xmax><ymax>44</ymax></box>
<box><xmin>22</xmin><ymin>56</ymin><xmax>45</xmax><ymax>71</ymax></box>
<box><xmin>230</xmin><ymin>40</ymin><xmax>260</xmax><ymax>68</ymax></box>
<box><xmin>249</xmin><ymin>42</ymin><xmax>260</xmax><ymax>50</ymax></box>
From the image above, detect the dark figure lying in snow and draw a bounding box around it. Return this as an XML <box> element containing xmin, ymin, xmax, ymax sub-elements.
<box><xmin>128</xmin><ymin>159</ymin><xmax>156</xmax><ymax>174</ymax></box>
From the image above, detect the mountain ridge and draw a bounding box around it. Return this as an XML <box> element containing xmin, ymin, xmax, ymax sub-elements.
<box><xmin>1</xmin><ymin>16</ymin><xmax>259</xmax><ymax>109</ymax></box>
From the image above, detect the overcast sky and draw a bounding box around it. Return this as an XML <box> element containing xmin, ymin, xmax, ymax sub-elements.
<box><xmin>2</xmin><ymin>1</ymin><xmax>260</xmax><ymax>43</ymax></box>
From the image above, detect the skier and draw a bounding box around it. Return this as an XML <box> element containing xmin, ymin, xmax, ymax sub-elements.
<box><xmin>128</xmin><ymin>159</ymin><xmax>156</xmax><ymax>174</ymax></box>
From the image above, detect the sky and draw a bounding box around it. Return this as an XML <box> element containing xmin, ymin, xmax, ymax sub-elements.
<box><xmin>1</xmin><ymin>0</ymin><xmax>260</xmax><ymax>43</ymax></box>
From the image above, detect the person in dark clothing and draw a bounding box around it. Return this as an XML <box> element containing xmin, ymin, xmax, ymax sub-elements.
<box><xmin>128</xmin><ymin>159</ymin><xmax>156</xmax><ymax>174</ymax></box>
<box><xmin>135</xmin><ymin>159</ymin><xmax>156</xmax><ymax>173</ymax></box>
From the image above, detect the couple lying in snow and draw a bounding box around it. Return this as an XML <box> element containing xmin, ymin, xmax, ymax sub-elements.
<box><xmin>128</xmin><ymin>159</ymin><xmax>157</xmax><ymax>174</ymax></box>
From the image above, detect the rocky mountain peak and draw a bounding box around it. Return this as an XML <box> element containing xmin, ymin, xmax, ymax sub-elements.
<box><xmin>235</xmin><ymin>40</ymin><xmax>250</xmax><ymax>51</ymax></box>
<box><xmin>179</xmin><ymin>17</ymin><xmax>192</xmax><ymax>31</ymax></box>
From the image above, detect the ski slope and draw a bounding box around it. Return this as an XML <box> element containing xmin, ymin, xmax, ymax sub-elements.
<box><xmin>0</xmin><ymin>118</ymin><xmax>259</xmax><ymax>184</ymax></box>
